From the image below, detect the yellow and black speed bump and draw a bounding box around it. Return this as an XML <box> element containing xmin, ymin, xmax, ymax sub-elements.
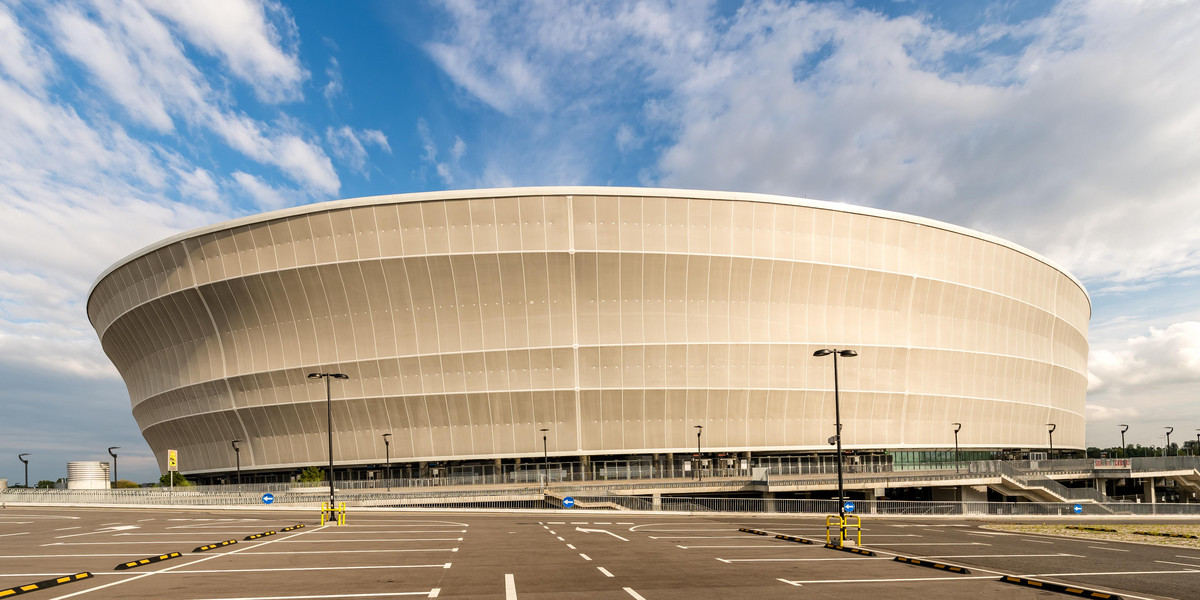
<box><xmin>999</xmin><ymin>576</ymin><xmax>1122</xmax><ymax>599</ymax></box>
<box><xmin>0</xmin><ymin>572</ymin><xmax>92</xmax><ymax>597</ymax></box>
<box><xmin>775</xmin><ymin>534</ymin><xmax>815</xmax><ymax>545</ymax></box>
<box><xmin>244</xmin><ymin>530</ymin><xmax>277</xmax><ymax>540</ymax></box>
<box><xmin>824</xmin><ymin>543</ymin><xmax>876</xmax><ymax>556</ymax></box>
<box><xmin>281</xmin><ymin>524</ymin><xmax>305</xmax><ymax>532</ymax></box>
<box><xmin>115</xmin><ymin>552</ymin><xmax>182</xmax><ymax>570</ymax></box>
<box><xmin>193</xmin><ymin>539</ymin><xmax>238</xmax><ymax>552</ymax></box>
<box><xmin>738</xmin><ymin>528</ymin><xmax>768</xmax><ymax>536</ymax></box>
<box><xmin>894</xmin><ymin>556</ymin><xmax>971</xmax><ymax>574</ymax></box>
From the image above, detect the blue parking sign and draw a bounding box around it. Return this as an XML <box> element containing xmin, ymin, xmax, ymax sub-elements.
<box><xmin>843</xmin><ymin>501</ymin><xmax>855</xmax><ymax>513</ymax></box>
<box><xmin>262</xmin><ymin>493</ymin><xmax>275</xmax><ymax>505</ymax></box>
<box><xmin>563</xmin><ymin>496</ymin><xmax>575</xmax><ymax>508</ymax></box>
<box><xmin>1073</xmin><ymin>504</ymin><xmax>1082</xmax><ymax>514</ymax></box>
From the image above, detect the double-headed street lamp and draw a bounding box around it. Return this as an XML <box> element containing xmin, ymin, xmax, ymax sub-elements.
<box><xmin>694</xmin><ymin>425</ymin><xmax>704</xmax><ymax>481</ymax></box>
<box><xmin>108</xmin><ymin>447</ymin><xmax>120</xmax><ymax>483</ymax></box>
<box><xmin>539</xmin><ymin>428</ymin><xmax>550</xmax><ymax>486</ymax></box>
<box><xmin>382</xmin><ymin>433</ymin><xmax>392</xmax><ymax>491</ymax></box>
<box><xmin>1165</xmin><ymin>427</ymin><xmax>1174</xmax><ymax>456</ymax></box>
<box><xmin>952</xmin><ymin>423</ymin><xmax>962</xmax><ymax>473</ymax></box>
<box><xmin>1046</xmin><ymin>423</ymin><xmax>1056</xmax><ymax>458</ymax></box>
<box><xmin>231</xmin><ymin>440</ymin><xmax>242</xmax><ymax>485</ymax></box>
<box><xmin>308</xmin><ymin>372</ymin><xmax>349</xmax><ymax>509</ymax></box>
<box><xmin>814</xmin><ymin>348</ymin><xmax>857</xmax><ymax>520</ymax></box>
<box><xmin>18</xmin><ymin>454</ymin><xmax>29</xmax><ymax>488</ymax></box>
<box><xmin>1120</xmin><ymin>424</ymin><xmax>1129</xmax><ymax>458</ymax></box>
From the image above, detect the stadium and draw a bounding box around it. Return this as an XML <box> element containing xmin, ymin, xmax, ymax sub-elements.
<box><xmin>87</xmin><ymin>187</ymin><xmax>1089</xmax><ymax>485</ymax></box>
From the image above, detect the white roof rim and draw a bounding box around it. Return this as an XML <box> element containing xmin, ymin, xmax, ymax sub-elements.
<box><xmin>89</xmin><ymin>185</ymin><xmax>1090</xmax><ymax>309</ymax></box>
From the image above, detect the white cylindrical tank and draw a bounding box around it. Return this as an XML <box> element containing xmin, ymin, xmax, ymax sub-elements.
<box><xmin>67</xmin><ymin>462</ymin><xmax>111</xmax><ymax>489</ymax></box>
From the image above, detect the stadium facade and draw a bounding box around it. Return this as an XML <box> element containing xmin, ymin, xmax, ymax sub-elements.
<box><xmin>87</xmin><ymin>187</ymin><xmax>1089</xmax><ymax>482</ymax></box>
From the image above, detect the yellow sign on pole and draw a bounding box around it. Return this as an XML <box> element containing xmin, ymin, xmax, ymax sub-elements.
<box><xmin>167</xmin><ymin>449</ymin><xmax>178</xmax><ymax>472</ymax></box>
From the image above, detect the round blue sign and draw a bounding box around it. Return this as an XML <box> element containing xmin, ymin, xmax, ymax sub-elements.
<box><xmin>843</xmin><ymin>501</ymin><xmax>855</xmax><ymax>513</ymax></box>
<box><xmin>1073</xmin><ymin>504</ymin><xmax>1082</xmax><ymax>514</ymax></box>
<box><xmin>262</xmin><ymin>493</ymin><xmax>275</xmax><ymax>505</ymax></box>
<box><xmin>563</xmin><ymin>496</ymin><xmax>575</xmax><ymax>508</ymax></box>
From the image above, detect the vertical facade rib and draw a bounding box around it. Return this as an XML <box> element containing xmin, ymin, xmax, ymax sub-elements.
<box><xmin>87</xmin><ymin>187</ymin><xmax>1090</xmax><ymax>474</ymax></box>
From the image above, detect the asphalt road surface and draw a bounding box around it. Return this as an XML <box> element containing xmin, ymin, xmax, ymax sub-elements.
<box><xmin>1</xmin><ymin>506</ymin><xmax>1196</xmax><ymax>599</ymax></box>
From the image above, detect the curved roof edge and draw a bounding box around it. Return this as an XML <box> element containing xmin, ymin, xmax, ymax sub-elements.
<box><xmin>88</xmin><ymin>185</ymin><xmax>1090</xmax><ymax>311</ymax></box>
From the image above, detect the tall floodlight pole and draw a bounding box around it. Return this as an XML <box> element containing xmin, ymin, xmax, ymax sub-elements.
<box><xmin>108</xmin><ymin>447</ymin><xmax>120</xmax><ymax>483</ymax></box>
<box><xmin>694</xmin><ymin>425</ymin><xmax>704</xmax><ymax>481</ymax></box>
<box><xmin>1195</xmin><ymin>429</ymin><xmax>1199</xmax><ymax>457</ymax></box>
<box><xmin>539</xmin><ymin>428</ymin><xmax>549</xmax><ymax>485</ymax></box>
<box><xmin>952</xmin><ymin>423</ymin><xmax>962</xmax><ymax>473</ymax></box>
<box><xmin>18</xmin><ymin>454</ymin><xmax>29</xmax><ymax>488</ymax></box>
<box><xmin>382</xmin><ymin>433</ymin><xmax>392</xmax><ymax>491</ymax></box>
<box><xmin>1120</xmin><ymin>424</ymin><xmax>1129</xmax><ymax>458</ymax></box>
<box><xmin>231</xmin><ymin>440</ymin><xmax>242</xmax><ymax>485</ymax></box>
<box><xmin>308</xmin><ymin>372</ymin><xmax>349</xmax><ymax>509</ymax></box>
<box><xmin>814</xmin><ymin>348</ymin><xmax>857</xmax><ymax>520</ymax></box>
<box><xmin>1046</xmin><ymin>423</ymin><xmax>1056</xmax><ymax>458</ymax></box>
<box><xmin>1165</xmin><ymin>427</ymin><xmax>1174</xmax><ymax>457</ymax></box>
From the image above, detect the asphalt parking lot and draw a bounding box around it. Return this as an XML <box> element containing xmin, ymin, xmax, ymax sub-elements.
<box><xmin>1</xmin><ymin>506</ymin><xmax>1197</xmax><ymax>599</ymax></box>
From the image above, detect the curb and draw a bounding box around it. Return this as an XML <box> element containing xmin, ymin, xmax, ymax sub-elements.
<box><xmin>193</xmin><ymin>540</ymin><xmax>237</xmax><ymax>552</ymax></box>
<box><xmin>738</xmin><ymin>528</ymin><xmax>768</xmax><ymax>535</ymax></box>
<box><xmin>244</xmin><ymin>530</ymin><xmax>277</xmax><ymax>540</ymax></box>
<box><xmin>999</xmin><ymin>576</ymin><xmax>1123</xmax><ymax>599</ymax></box>
<box><xmin>115</xmin><ymin>552</ymin><xmax>182</xmax><ymax>570</ymax></box>
<box><xmin>0</xmin><ymin>572</ymin><xmax>92</xmax><ymax>597</ymax></box>
<box><xmin>281</xmin><ymin>524</ymin><xmax>305</xmax><ymax>532</ymax></box>
<box><xmin>775</xmin><ymin>534</ymin><xmax>815</xmax><ymax>545</ymax></box>
<box><xmin>823</xmin><ymin>543</ymin><xmax>876</xmax><ymax>556</ymax></box>
<box><xmin>893</xmin><ymin>556</ymin><xmax>971</xmax><ymax>574</ymax></box>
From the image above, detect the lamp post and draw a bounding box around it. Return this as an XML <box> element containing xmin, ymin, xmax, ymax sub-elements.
<box><xmin>1046</xmin><ymin>423</ymin><xmax>1056</xmax><ymax>458</ymax></box>
<box><xmin>231</xmin><ymin>440</ymin><xmax>242</xmax><ymax>485</ymax></box>
<box><xmin>1120</xmin><ymin>424</ymin><xmax>1129</xmax><ymax>458</ymax></box>
<box><xmin>382</xmin><ymin>433</ymin><xmax>392</xmax><ymax>491</ymax></box>
<box><xmin>18</xmin><ymin>454</ymin><xmax>29</xmax><ymax>488</ymax></box>
<box><xmin>952</xmin><ymin>423</ymin><xmax>962</xmax><ymax>473</ymax></box>
<box><xmin>1165</xmin><ymin>427</ymin><xmax>1174</xmax><ymax>457</ymax></box>
<box><xmin>1195</xmin><ymin>429</ymin><xmax>1199</xmax><ymax>457</ymax></box>
<box><xmin>539</xmin><ymin>428</ymin><xmax>549</xmax><ymax>486</ymax></box>
<box><xmin>814</xmin><ymin>348</ymin><xmax>857</xmax><ymax>520</ymax></box>
<box><xmin>307</xmin><ymin>372</ymin><xmax>349</xmax><ymax>509</ymax></box>
<box><xmin>108</xmin><ymin>447</ymin><xmax>120</xmax><ymax>484</ymax></box>
<box><xmin>694</xmin><ymin>425</ymin><xmax>704</xmax><ymax>481</ymax></box>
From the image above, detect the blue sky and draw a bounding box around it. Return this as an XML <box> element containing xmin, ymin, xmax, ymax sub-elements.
<box><xmin>3</xmin><ymin>0</ymin><xmax>1199</xmax><ymax>484</ymax></box>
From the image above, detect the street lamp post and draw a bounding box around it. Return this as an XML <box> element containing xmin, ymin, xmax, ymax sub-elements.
<box><xmin>307</xmin><ymin>372</ymin><xmax>349</xmax><ymax>510</ymax></box>
<box><xmin>1165</xmin><ymin>427</ymin><xmax>1174</xmax><ymax>457</ymax></box>
<box><xmin>18</xmin><ymin>454</ymin><xmax>29</xmax><ymax>488</ymax></box>
<box><xmin>694</xmin><ymin>425</ymin><xmax>704</xmax><ymax>481</ymax></box>
<box><xmin>539</xmin><ymin>428</ymin><xmax>549</xmax><ymax>486</ymax></box>
<box><xmin>1120</xmin><ymin>424</ymin><xmax>1129</xmax><ymax>458</ymax></box>
<box><xmin>108</xmin><ymin>447</ymin><xmax>120</xmax><ymax>484</ymax></box>
<box><xmin>382</xmin><ymin>433</ymin><xmax>392</xmax><ymax>491</ymax></box>
<box><xmin>231</xmin><ymin>440</ymin><xmax>242</xmax><ymax>485</ymax></box>
<box><xmin>1195</xmin><ymin>429</ymin><xmax>1199</xmax><ymax>457</ymax></box>
<box><xmin>1046</xmin><ymin>423</ymin><xmax>1056</xmax><ymax>458</ymax></box>
<box><xmin>952</xmin><ymin>423</ymin><xmax>962</xmax><ymax>473</ymax></box>
<box><xmin>814</xmin><ymin>348</ymin><xmax>857</xmax><ymax>520</ymax></box>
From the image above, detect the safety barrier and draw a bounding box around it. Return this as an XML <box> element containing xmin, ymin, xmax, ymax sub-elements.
<box><xmin>193</xmin><ymin>540</ymin><xmax>237</xmax><ymax>552</ymax></box>
<box><xmin>893</xmin><ymin>556</ymin><xmax>971</xmax><ymax>574</ymax></box>
<box><xmin>825</xmin><ymin>514</ymin><xmax>861</xmax><ymax>545</ymax></box>
<box><xmin>320</xmin><ymin>501</ymin><xmax>346</xmax><ymax>525</ymax></box>
<box><xmin>243</xmin><ymin>530</ymin><xmax>276</xmax><ymax>540</ymax></box>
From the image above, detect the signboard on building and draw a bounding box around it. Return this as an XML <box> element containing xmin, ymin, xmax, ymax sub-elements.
<box><xmin>167</xmin><ymin>449</ymin><xmax>178</xmax><ymax>472</ymax></box>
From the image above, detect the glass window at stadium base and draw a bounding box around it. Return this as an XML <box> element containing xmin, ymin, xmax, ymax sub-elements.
<box><xmin>87</xmin><ymin>187</ymin><xmax>1089</xmax><ymax>486</ymax></box>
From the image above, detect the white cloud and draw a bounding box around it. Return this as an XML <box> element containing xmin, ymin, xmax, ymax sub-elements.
<box><xmin>176</xmin><ymin>167</ymin><xmax>224</xmax><ymax>209</ymax></box>
<box><xmin>0</xmin><ymin>3</ymin><xmax>54</xmax><ymax>93</ymax></box>
<box><xmin>233</xmin><ymin>171</ymin><xmax>294</xmax><ymax>211</ymax></box>
<box><xmin>48</xmin><ymin>0</ymin><xmax>339</xmax><ymax>194</ymax></box>
<box><xmin>141</xmin><ymin>0</ymin><xmax>307</xmax><ymax>102</ymax></box>
<box><xmin>326</xmin><ymin>125</ymin><xmax>390</xmax><ymax>176</ymax></box>
<box><xmin>323</xmin><ymin>56</ymin><xmax>343</xmax><ymax>103</ymax></box>
<box><xmin>1088</xmin><ymin>322</ymin><xmax>1200</xmax><ymax>392</ymax></box>
<box><xmin>417</xmin><ymin>118</ymin><xmax>463</xmax><ymax>185</ymax></box>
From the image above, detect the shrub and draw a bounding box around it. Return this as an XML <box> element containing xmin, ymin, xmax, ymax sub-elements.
<box><xmin>297</xmin><ymin>466</ymin><xmax>326</xmax><ymax>483</ymax></box>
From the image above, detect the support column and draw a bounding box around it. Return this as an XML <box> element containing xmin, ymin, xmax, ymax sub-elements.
<box><xmin>1144</xmin><ymin>477</ymin><xmax>1156</xmax><ymax>503</ymax></box>
<box><xmin>763</xmin><ymin>492</ymin><xmax>776</xmax><ymax>513</ymax></box>
<box><xmin>652</xmin><ymin>492</ymin><xmax>662</xmax><ymax>511</ymax></box>
<box><xmin>580</xmin><ymin>455</ymin><xmax>590</xmax><ymax>482</ymax></box>
<box><xmin>666</xmin><ymin>453</ymin><xmax>674</xmax><ymax>479</ymax></box>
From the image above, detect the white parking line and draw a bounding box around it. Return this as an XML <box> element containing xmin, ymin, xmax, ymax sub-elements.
<box><xmin>865</xmin><ymin>542</ymin><xmax>988</xmax><ymax>546</ymax></box>
<box><xmin>1156</xmin><ymin>560</ymin><xmax>1200</xmax><ymax>568</ymax></box>
<box><xmin>556</xmin><ymin>536</ymin><xmax>564</xmax><ymax>541</ymax></box>
<box><xmin>505</xmin><ymin>573</ymin><xmax>517</xmax><ymax>600</ymax></box>
<box><xmin>717</xmin><ymin>557</ymin><xmax>888</xmax><ymax>563</ymax></box>
<box><xmin>168</xmin><ymin>564</ymin><xmax>452</xmax><ymax>574</ymax></box>
<box><xmin>566</xmin><ymin>544</ymin><xmax>576</xmax><ymax>550</ymax></box>
<box><xmin>597</xmin><ymin>567</ymin><xmax>614</xmax><ymax>577</ymax></box>
<box><xmin>781</xmin><ymin>575</ymin><xmax>1000</xmax><ymax>584</ymax></box>
<box><xmin>1089</xmin><ymin>546</ymin><xmax>1129</xmax><ymax>552</ymax></box>
<box><xmin>677</xmin><ymin>544</ymin><xmax>794</xmax><ymax>549</ymax></box>
<box><xmin>623</xmin><ymin>587</ymin><xmax>645</xmax><ymax>599</ymax></box>
<box><xmin>580</xmin><ymin>553</ymin><xmax>592</xmax><ymax>561</ymax></box>
<box><xmin>187</xmin><ymin>593</ymin><xmax>435</xmax><ymax>599</ymax></box>
<box><xmin>0</xmin><ymin>532</ymin><xmax>29</xmax><ymax>538</ymax></box>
